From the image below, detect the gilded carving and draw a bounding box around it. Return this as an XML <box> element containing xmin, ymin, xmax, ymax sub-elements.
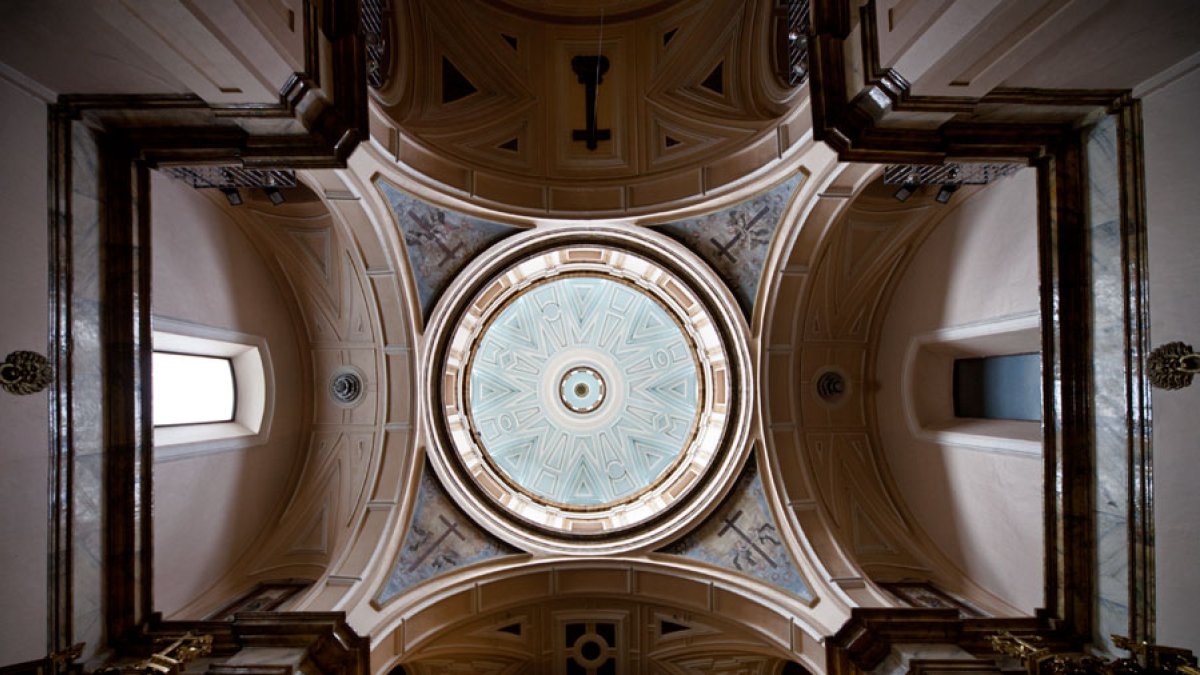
<box><xmin>1147</xmin><ymin>341</ymin><xmax>1198</xmax><ymax>390</ymax></box>
<box><xmin>0</xmin><ymin>349</ymin><xmax>52</xmax><ymax>395</ymax></box>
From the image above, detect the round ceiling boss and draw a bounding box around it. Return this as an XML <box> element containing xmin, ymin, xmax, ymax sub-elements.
<box><xmin>423</xmin><ymin>226</ymin><xmax>752</xmax><ymax>555</ymax></box>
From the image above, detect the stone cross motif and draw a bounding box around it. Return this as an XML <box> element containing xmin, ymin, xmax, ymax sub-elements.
<box><xmin>718</xmin><ymin>509</ymin><xmax>778</xmax><ymax>570</ymax></box>
<box><xmin>405</xmin><ymin>514</ymin><xmax>465</xmax><ymax>572</ymax></box>
<box><xmin>407</xmin><ymin>209</ymin><xmax>464</xmax><ymax>265</ymax></box>
<box><xmin>709</xmin><ymin>205</ymin><xmax>770</xmax><ymax>264</ymax></box>
<box><xmin>570</xmin><ymin>55</ymin><xmax>611</xmax><ymax>151</ymax></box>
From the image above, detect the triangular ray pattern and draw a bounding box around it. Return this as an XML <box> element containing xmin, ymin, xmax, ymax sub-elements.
<box><xmin>441</xmin><ymin>56</ymin><xmax>478</xmax><ymax>103</ymax></box>
<box><xmin>467</xmin><ymin>275</ymin><xmax>702</xmax><ymax>506</ymax></box>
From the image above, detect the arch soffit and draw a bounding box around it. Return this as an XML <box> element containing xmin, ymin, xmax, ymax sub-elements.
<box><xmin>369</xmin><ymin>0</ymin><xmax>811</xmax><ymax>220</ymax></box>
<box><xmin>169</xmin><ymin>167</ymin><xmax>423</xmax><ymax>621</ymax></box>
<box><xmin>758</xmin><ymin>167</ymin><xmax>1031</xmax><ymax>616</ymax></box>
<box><xmin>366</xmin><ymin>557</ymin><xmax>830</xmax><ymax>675</ymax></box>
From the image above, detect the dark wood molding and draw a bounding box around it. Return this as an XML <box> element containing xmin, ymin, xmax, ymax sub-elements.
<box><xmin>53</xmin><ymin>1</ymin><xmax>367</xmax><ymax>169</ymax></box>
<box><xmin>804</xmin><ymin>0</ymin><xmax>1161</xmax><ymax>648</ymax></box>
<box><xmin>99</xmin><ymin>134</ymin><xmax>144</xmax><ymax>647</ymax></box>
<box><xmin>808</xmin><ymin>0</ymin><xmax>1131</xmax><ymax>163</ymax></box>
<box><xmin>47</xmin><ymin>106</ymin><xmax>75</xmax><ymax>657</ymax></box>
<box><xmin>46</xmin><ymin>0</ymin><xmax>369</xmax><ymax>659</ymax></box>
<box><xmin>826</xmin><ymin>608</ymin><xmax>1073</xmax><ymax>675</ymax></box>
<box><xmin>1036</xmin><ymin>135</ymin><xmax>1095</xmax><ymax>635</ymax></box>
<box><xmin>1115</xmin><ymin>101</ymin><xmax>1154</xmax><ymax>645</ymax></box>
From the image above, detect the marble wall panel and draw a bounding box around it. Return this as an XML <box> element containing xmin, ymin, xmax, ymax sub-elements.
<box><xmin>1085</xmin><ymin>115</ymin><xmax>1130</xmax><ymax>653</ymax></box>
<box><xmin>68</xmin><ymin>121</ymin><xmax>105</xmax><ymax>661</ymax></box>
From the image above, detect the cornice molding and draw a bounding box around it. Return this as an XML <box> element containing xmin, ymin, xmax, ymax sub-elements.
<box><xmin>808</xmin><ymin>0</ymin><xmax>1133</xmax><ymax>164</ymax></box>
<box><xmin>826</xmin><ymin>608</ymin><xmax>1068</xmax><ymax>675</ymax></box>
<box><xmin>52</xmin><ymin>1</ymin><xmax>368</xmax><ymax>168</ymax></box>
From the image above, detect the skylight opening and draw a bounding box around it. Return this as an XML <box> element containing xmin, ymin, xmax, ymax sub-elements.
<box><xmin>153</xmin><ymin>352</ymin><xmax>236</xmax><ymax>426</ymax></box>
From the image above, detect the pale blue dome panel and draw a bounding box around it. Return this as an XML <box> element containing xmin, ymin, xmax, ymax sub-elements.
<box><xmin>467</xmin><ymin>275</ymin><xmax>700</xmax><ymax>507</ymax></box>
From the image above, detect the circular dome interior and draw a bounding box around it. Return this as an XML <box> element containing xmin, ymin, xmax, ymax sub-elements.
<box><xmin>427</xmin><ymin>231</ymin><xmax>752</xmax><ymax>554</ymax></box>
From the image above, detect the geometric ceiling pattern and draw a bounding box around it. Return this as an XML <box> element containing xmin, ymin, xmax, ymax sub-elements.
<box><xmin>379</xmin><ymin>0</ymin><xmax>805</xmax><ymax>216</ymax></box>
<box><xmin>468</xmin><ymin>274</ymin><xmax>700</xmax><ymax>506</ymax></box>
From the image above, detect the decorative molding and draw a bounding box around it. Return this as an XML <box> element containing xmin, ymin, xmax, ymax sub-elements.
<box><xmin>1147</xmin><ymin>342</ymin><xmax>1197</xmax><ymax>390</ymax></box>
<box><xmin>805</xmin><ymin>0</ymin><xmax>1157</xmax><ymax>650</ymax></box>
<box><xmin>423</xmin><ymin>226</ymin><xmax>753</xmax><ymax>554</ymax></box>
<box><xmin>0</xmin><ymin>350</ymin><xmax>52</xmax><ymax>395</ymax></box>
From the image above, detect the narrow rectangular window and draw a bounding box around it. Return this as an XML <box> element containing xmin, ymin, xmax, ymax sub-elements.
<box><xmin>953</xmin><ymin>353</ymin><xmax>1041</xmax><ymax>421</ymax></box>
<box><xmin>153</xmin><ymin>352</ymin><xmax>236</xmax><ymax>426</ymax></box>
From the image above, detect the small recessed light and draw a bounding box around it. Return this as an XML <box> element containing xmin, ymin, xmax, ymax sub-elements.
<box><xmin>219</xmin><ymin>187</ymin><xmax>242</xmax><ymax>206</ymax></box>
<box><xmin>894</xmin><ymin>181</ymin><xmax>918</xmax><ymax>202</ymax></box>
<box><xmin>935</xmin><ymin>183</ymin><xmax>959</xmax><ymax>204</ymax></box>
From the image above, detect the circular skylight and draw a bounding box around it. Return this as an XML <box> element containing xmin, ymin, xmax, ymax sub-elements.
<box><xmin>427</xmin><ymin>229</ymin><xmax>752</xmax><ymax>554</ymax></box>
<box><xmin>466</xmin><ymin>274</ymin><xmax>700</xmax><ymax>508</ymax></box>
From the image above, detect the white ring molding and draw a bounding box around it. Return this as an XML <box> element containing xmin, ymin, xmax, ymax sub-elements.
<box><xmin>423</xmin><ymin>224</ymin><xmax>753</xmax><ymax>555</ymax></box>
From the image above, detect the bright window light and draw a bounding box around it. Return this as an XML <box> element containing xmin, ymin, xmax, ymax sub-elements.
<box><xmin>153</xmin><ymin>352</ymin><xmax>236</xmax><ymax>426</ymax></box>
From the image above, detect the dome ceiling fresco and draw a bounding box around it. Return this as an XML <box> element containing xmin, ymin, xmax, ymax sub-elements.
<box><xmin>434</xmin><ymin>243</ymin><xmax>741</xmax><ymax>547</ymax></box>
<box><xmin>467</xmin><ymin>274</ymin><xmax>701</xmax><ymax>507</ymax></box>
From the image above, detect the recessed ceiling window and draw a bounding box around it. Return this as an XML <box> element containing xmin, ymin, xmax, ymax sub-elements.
<box><xmin>153</xmin><ymin>352</ymin><xmax>236</xmax><ymax>426</ymax></box>
<box><xmin>953</xmin><ymin>353</ymin><xmax>1041</xmax><ymax>421</ymax></box>
<box><xmin>151</xmin><ymin>319</ymin><xmax>273</xmax><ymax>459</ymax></box>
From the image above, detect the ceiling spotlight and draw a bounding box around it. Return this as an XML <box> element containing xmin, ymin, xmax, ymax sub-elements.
<box><xmin>935</xmin><ymin>182</ymin><xmax>959</xmax><ymax>204</ymax></box>
<box><xmin>893</xmin><ymin>181</ymin><xmax>918</xmax><ymax>202</ymax></box>
<box><xmin>219</xmin><ymin>187</ymin><xmax>242</xmax><ymax>206</ymax></box>
<box><xmin>263</xmin><ymin>187</ymin><xmax>285</xmax><ymax>206</ymax></box>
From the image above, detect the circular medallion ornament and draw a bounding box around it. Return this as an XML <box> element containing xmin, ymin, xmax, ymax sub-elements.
<box><xmin>426</xmin><ymin>227</ymin><xmax>752</xmax><ymax>554</ymax></box>
<box><xmin>559</xmin><ymin>366</ymin><xmax>607</xmax><ymax>414</ymax></box>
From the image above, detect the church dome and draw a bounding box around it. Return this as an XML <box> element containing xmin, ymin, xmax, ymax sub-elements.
<box><xmin>425</xmin><ymin>226</ymin><xmax>752</xmax><ymax>555</ymax></box>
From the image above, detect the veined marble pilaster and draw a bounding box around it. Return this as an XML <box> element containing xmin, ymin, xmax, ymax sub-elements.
<box><xmin>66</xmin><ymin>120</ymin><xmax>105</xmax><ymax>663</ymax></box>
<box><xmin>1085</xmin><ymin>115</ymin><xmax>1131</xmax><ymax>654</ymax></box>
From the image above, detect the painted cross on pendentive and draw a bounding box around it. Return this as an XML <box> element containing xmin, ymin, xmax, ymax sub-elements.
<box><xmin>571</xmin><ymin>55</ymin><xmax>611</xmax><ymax>151</ymax></box>
<box><xmin>407</xmin><ymin>209</ymin><xmax>464</xmax><ymax>265</ymax></box>
<box><xmin>405</xmin><ymin>514</ymin><xmax>465</xmax><ymax>572</ymax></box>
<box><xmin>718</xmin><ymin>509</ymin><xmax>778</xmax><ymax>569</ymax></box>
<box><xmin>710</xmin><ymin>205</ymin><xmax>770</xmax><ymax>264</ymax></box>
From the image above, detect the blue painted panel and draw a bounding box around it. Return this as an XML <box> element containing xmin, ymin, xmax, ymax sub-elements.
<box><xmin>660</xmin><ymin>454</ymin><xmax>813</xmax><ymax>601</ymax></box>
<box><xmin>376</xmin><ymin>179</ymin><xmax>519</xmax><ymax>321</ymax></box>
<box><xmin>655</xmin><ymin>174</ymin><xmax>803</xmax><ymax>317</ymax></box>
<box><xmin>376</xmin><ymin>464</ymin><xmax>519</xmax><ymax>605</ymax></box>
<box><xmin>469</xmin><ymin>276</ymin><xmax>699</xmax><ymax>506</ymax></box>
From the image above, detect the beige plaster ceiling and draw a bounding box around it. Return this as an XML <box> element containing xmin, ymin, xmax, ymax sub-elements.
<box><xmin>373</xmin><ymin>0</ymin><xmax>809</xmax><ymax>218</ymax></box>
